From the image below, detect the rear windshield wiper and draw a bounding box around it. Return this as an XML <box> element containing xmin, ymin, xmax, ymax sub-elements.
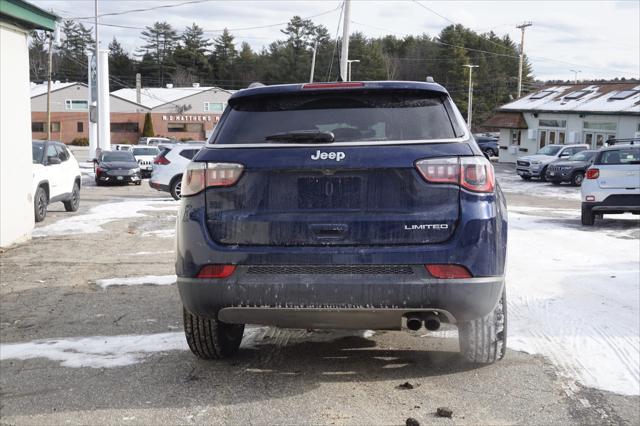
<box><xmin>264</xmin><ymin>130</ymin><xmax>335</xmax><ymax>143</ymax></box>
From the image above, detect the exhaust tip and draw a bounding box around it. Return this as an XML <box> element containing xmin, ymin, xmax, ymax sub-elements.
<box><xmin>406</xmin><ymin>317</ymin><xmax>422</xmax><ymax>331</ymax></box>
<box><xmin>424</xmin><ymin>313</ymin><xmax>441</xmax><ymax>331</ymax></box>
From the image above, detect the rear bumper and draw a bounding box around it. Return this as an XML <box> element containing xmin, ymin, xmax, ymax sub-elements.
<box><xmin>149</xmin><ymin>180</ymin><xmax>170</xmax><ymax>192</ymax></box>
<box><xmin>178</xmin><ymin>269</ymin><xmax>505</xmax><ymax>328</ymax></box>
<box><xmin>96</xmin><ymin>174</ymin><xmax>141</xmax><ymax>183</ymax></box>
<box><xmin>583</xmin><ymin>194</ymin><xmax>640</xmax><ymax>213</ymax></box>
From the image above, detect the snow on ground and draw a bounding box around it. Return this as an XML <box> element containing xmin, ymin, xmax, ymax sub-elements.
<box><xmin>96</xmin><ymin>275</ymin><xmax>177</xmax><ymax>289</ymax></box>
<box><xmin>496</xmin><ymin>168</ymin><xmax>581</xmax><ymax>200</ymax></box>
<box><xmin>142</xmin><ymin>228</ymin><xmax>175</xmax><ymax>239</ymax></box>
<box><xmin>507</xmin><ymin>208</ymin><xmax>640</xmax><ymax>396</ymax></box>
<box><xmin>0</xmin><ymin>327</ymin><xmax>374</xmax><ymax>368</ymax></box>
<box><xmin>33</xmin><ymin>198</ymin><xmax>178</xmax><ymax>237</ymax></box>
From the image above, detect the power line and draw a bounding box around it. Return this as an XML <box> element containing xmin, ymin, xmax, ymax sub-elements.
<box><xmin>325</xmin><ymin>1</ymin><xmax>344</xmax><ymax>82</ymax></box>
<box><xmin>71</xmin><ymin>0</ymin><xmax>214</xmax><ymax>20</ymax></box>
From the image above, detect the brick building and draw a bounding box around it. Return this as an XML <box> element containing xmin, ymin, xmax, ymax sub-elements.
<box><xmin>30</xmin><ymin>82</ymin><xmax>233</xmax><ymax>144</ymax></box>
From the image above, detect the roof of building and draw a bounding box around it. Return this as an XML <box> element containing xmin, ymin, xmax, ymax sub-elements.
<box><xmin>111</xmin><ymin>86</ymin><xmax>231</xmax><ymax>109</ymax></box>
<box><xmin>30</xmin><ymin>81</ymin><xmax>82</xmax><ymax>98</ymax></box>
<box><xmin>498</xmin><ymin>82</ymin><xmax>640</xmax><ymax>115</ymax></box>
<box><xmin>482</xmin><ymin>111</ymin><xmax>528</xmax><ymax>129</ymax></box>
<box><xmin>0</xmin><ymin>0</ymin><xmax>58</xmax><ymax>31</ymax></box>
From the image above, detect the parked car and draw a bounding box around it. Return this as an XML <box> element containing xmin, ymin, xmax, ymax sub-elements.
<box><xmin>138</xmin><ymin>137</ymin><xmax>173</xmax><ymax>146</ymax></box>
<box><xmin>581</xmin><ymin>143</ymin><xmax>640</xmax><ymax>225</ymax></box>
<box><xmin>475</xmin><ymin>136</ymin><xmax>499</xmax><ymax>158</ymax></box>
<box><xmin>149</xmin><ymin>144</ymin><xmax>201</xmax><ymax>199</ymax></box>
<box><xmin>131</xmin><ymin>146</ymin><xmax>160</xmax><ymax>178</ymax></box>
<box><xmin>32</xmin><ymin>140</ymin><xmax>81</xmax><ymax>222</ymax></box>
<box><xmin>113</xmin><ymin>144</ymin><xmax>133</xmax><ymax>151</ymax></box>
<box><xmin>94</xmin><ymin>151</ymin><xmax>142</xmax><ymax>186</ymax></box>
<box><xmin>175</xmin><ymin>81</ymin><xmax>508</xmax><ymax>364</ymax></box>
<box><xmin>516</xmin><ymin>144</ymin><xmax>589</xmax><ymax>181</ymax></box>
<box><xmin>545</xmin><ymin>150</ymin><xmax>598</xmax><ymax>186</ymax></box>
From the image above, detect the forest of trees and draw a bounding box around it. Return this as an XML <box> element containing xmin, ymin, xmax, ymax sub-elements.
<box><xmin>30</xmin><ymin>17</ymin><xmax>539</xmax><ymax>127</ymax></box>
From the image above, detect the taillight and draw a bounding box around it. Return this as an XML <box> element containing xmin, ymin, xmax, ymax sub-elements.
<box><xmin>426</xmin><ymin>264</ymin><xmax>472</xmax><ymax>279</ymax></box>
<box><xmin>197</xmin><ymin>264</ymin><xmax>236</xmax><ymax>278</ymax></box>
<box><xmin>181</xmin><ymin>162</ymin><xmax>244</xmax><ymax>197</ymax></box>
<box><xmin>416</xmin><ymin>156</ymin><xmax>495</xmax><ymax>193</ymax></box>
<box><xmin>302</xmin><ymin>82</ymin><xmax>364</xmax><ymax>89</ymax></box>
<box><xmin>154</xmin><ymin>155</ymin><xmax>170</xmax><ymax>165</ymax></box>
<box><xmin>586</xmin><ymin>168</ymin><xmax>599</xmax><ymax>179</ymax></box>
<box><xmin>95</xmin><ymin>167</ymin><xmax>103</xmax><ymax>174</ymax></box>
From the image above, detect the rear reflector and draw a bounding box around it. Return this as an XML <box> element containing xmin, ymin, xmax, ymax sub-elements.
<box><xmin>154</xmin><ymin>155</ymin><xmax>170</xmax><ymax>165</ymax></box>
<box><xmin>197</xmin><ymin>264</ymin><xmax>236</xmax><ymax>279</ymax></box>
<box><xmin>181</xmin><ymin>162</ymin><xmax>244</xmax><ymax>197</ymax></box>
<box><xmin>416</xmin><ymin>156</ymin><xmax>495</xmax><ymax>193</ymax></box>
<box><xmin>586</xmin><ymin>168</ymin><xmax>599</xmax><ymax>179</ymax></box>
<box><xmin>426</xmin><ymin>264</ymin><xmax>472</xmax><ymax>279</ymax></box>
<box><xmin>302</xmin><ymin>82</ymin><xmax>365</xmax><ymax>89</ymax></box>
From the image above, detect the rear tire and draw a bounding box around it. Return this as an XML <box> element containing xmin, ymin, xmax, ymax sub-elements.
<box><xmin>539</xmin><ymin>167</ymin><xmax>548</xmax><ymax>182</ymax></box>
<box><xmin>34</xmin><ymin>186</ymin><xmax>48</xmax><ymax>222</ymax></box>
<box><xmin>551</xmin><ymin>180</ymin><xmax>561</xmax><ymax>185</ymax></box>
<box><xmin>63</xmin><ymin>182</ymin><xmax>80</xmax><ymax>212</ymax></box>
<box><xmin>135</xmin><ymin>180</ymin><xmax>142</xmax><ymax>186</ymax></box>
<box><xmin>581</xmin><ymin>204</ymin><xmax>595</xmax><ymax>226</ymax></box>
<box><xmin>170</xmin><ymin>175</ymin><xmax>182</xmax><ymax>200</ymax></box>
<box><xmin>183</xmin><ymin>308</ymin><xmax>245</xmax><ymax>359</ymax></box>
<box><xmin>458</xmin><ymin>288</ymin><xmax>507</xmax><ymax>364</ymax></box>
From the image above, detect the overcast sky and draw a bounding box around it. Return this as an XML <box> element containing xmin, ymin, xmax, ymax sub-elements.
<box><xmin>31</xmin><ymin>0</ymin><xmax>640</xmax><ymax>82</ymax></box>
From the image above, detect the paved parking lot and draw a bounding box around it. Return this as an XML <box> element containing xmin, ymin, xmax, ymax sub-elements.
<box><xmin>1</xmin><ymin>163</ymin><xmax>638</xmax><ymax>425</ymax></box>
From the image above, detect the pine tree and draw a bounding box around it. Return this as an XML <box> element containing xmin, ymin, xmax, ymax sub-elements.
<box><xmin>138</xmin><ymin>22</ymin><xmax>178</xmax><ymax>86</ymax></box>
<box><xmin>58</xmin><ymin>20</ymin><xmax>94</xmax><ymax>82</ymax></box>
<box><xmin>108</xmin><ymin>37</ymin><xmax>136</xmax><ymax>90</ymax></box>
<box><xmin>29</xmin><ymin>30</ymin><xmax>49</xmax><ymax>81</ymax></box>
<box><xmin>174</xmin><ymin>23</ymin><xmax>211</xmax><ymax>81</ymax></box>
<box><xmin>142</xmin><ymin>112</ymin><xmax>154</xmax><ymax>137</ymax></box>
<box><xmin>210</xmin><ymin>29</ymin><xmax>237</xmax><ymax>85</ymax></box>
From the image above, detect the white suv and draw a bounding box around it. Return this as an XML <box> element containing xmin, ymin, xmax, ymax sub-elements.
<box><xmin>32</xmin><ymin>140</ymin><xmax>82</xmax><ymax>222</ymax></box>
<box><xmin>149</xmin><ymin>144</ymin><xmax>202</xmax><ymax>200</ymax></box>
<box><xmin>581</xmin><ymin>142</ymin><xmax>640</xmax><ymax>225</ymax></box>
<box><xmin>131</xmin><ymin>146</ymin><xmax>160</xmax><ymax>178</ymax></box>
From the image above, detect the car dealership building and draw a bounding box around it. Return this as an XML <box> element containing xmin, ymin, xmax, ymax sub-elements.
<box><xmin>30</xmin><ymin>82</ymin><xmax>233</xmax><ymax>144</ymax></box>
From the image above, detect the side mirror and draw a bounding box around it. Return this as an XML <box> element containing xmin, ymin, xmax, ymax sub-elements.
<box><xmin>559</xmin><ymin>153</ymin><xmax>570</xmax><ymax>158</ymax></box>
<box><xmin>47</xmin><ymin>156</ymin><xmax>61</xmax><ymax>165</ymax></box>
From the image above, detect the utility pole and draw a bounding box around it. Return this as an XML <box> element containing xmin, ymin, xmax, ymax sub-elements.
<box><xmin>570</xmin><ymin>69</ymin><xmax>581</xmax><ymax>84</ymax></box>
<box><xmin>136</xmin><ymin>73</ymin><xmax>142</xmax><ymax>103</ymax></box>
<box><xmin>347</xmin><ymin>59</ymin><xmax>360</xmax><ymax>81</ymax></box>
<box><xmin>464</xmin><ymin>64</ymin><xmax>479</xmax><ymax>129</ymax></box>
<box><xmin>309</xmin><ymin>41</ymin><xmax>317</xmax><ymax>83</ymax></box>
<box><xmin>516</xmin><ymin>21</ymin><xmax>532</xmax><ymax>98</ymax></box>
<box><xmin>46</xmin><ymin>34</ymin><xmax>53</xmax><ymax>140</ymax></box>
<box><xmin>339</xmin><ymin>0</ymin><xmax>351</xmax><ymax>82</ymax></box>
<box><xmin>94</xmin><ymin>0</ymin><xmax>100</xmax><ymax>154</ymax></box>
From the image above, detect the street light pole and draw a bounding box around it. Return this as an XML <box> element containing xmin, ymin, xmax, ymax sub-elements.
<box><xmin>570</xmin><ymin>69</ymin><xmax>581</xmax><ymax>84</ymax></box>
<box><xmin>46</xmin><ymin>34</ymin><xmax>53</xmax><ymax>140</ymax></box>
<box><xmin>464</xmin><ymin>64</ymin><xmax>479</xmax><ymax>129</ymax></box>
<box><xmin>516</xmin><ymin>21</ymin><xmax>532</xmax><ymax>98</ymax></box>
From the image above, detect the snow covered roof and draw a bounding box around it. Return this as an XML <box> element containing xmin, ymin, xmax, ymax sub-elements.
<box><xmin>30</xmin><ymin>82</ymin><xmax>82</xmax><ymax>98</ymax></box>
<box><xmin>499</xmin><ymin>83</ymin><xmax>640</xmax><ymax>115</ymax></box>
<box><xmin>110</xmin><ymin>86</ymin><xmax>231</xmax><ymax>109</ymax></box>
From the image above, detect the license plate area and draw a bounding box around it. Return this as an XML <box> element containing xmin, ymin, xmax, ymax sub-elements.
<box><xmin>297</xmin><ymin>177</ymin><xmax>362</xmax><ymax>209</ymax></box>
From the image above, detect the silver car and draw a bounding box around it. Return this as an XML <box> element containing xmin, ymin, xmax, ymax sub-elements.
<box><xmin>516</xmin><ymin>144</ymin><xmax>589</xmax><ymax>181</ymax></box>
<box><xmin>580</xmin><ymin>143</ymin><xmax>640</xmax><ymax>225</ymax></box>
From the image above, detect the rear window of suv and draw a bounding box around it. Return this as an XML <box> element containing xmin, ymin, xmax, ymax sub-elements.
<box><xmin>212</xmin><ymin>91</ymin><xmax>463</xmax><ymax>145</ymax></box>
<box><xmin>596</xmin><ymin>148</ymin><xmax>640</xmax><ymax>165</ymax></box>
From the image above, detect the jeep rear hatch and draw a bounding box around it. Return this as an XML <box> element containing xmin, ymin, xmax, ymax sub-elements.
<box><xmin>197</xmin><ymin>88</ymin><xmax>475</xmax><ymax>246</ymax></box>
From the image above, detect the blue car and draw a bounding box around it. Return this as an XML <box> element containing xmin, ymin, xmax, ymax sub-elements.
<box><xmin>176</xmin><ymin>81</ymin><xmax>508</xmax><ymax>363</ymax></box>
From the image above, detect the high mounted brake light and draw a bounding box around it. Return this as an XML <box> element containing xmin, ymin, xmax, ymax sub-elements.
<box><xmin>415</xmin><ymin>156</ymin><xmax>495</xmax><ymax>193</ymax></box>
<box><xmin>302</xmin><ymin>82</ymin><xmax>365</xmax><ymax>89</ymax></box>
<box><xmin>181</xmin><ymin>162</ymin><xmax>244</xmax><ymax>197</ymax></box>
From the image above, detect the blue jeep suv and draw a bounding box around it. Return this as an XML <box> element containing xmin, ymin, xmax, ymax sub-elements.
<box><xmin>176</xmin><ymin>81</ymin><xmax>508</xmax><ymax>363</ymax></box>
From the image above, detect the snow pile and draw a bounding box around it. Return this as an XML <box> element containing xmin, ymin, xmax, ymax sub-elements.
<box><xmin>507</xmin><ymin>208</ymin><xmax>640</xmax><ymax>395</ymax></box>
<box><xmin>496</xmin><ymin>169</ymin><xmax>581</xmax><ymax>200</ymax></box>
<box><xmin>33</xmin><ymin>198</ymin><xmax>178</xmax><ymax>237</ymax></box>
<box><xmin>142</xmin><ymin>229</ymin><xmax>175</xmax><ymax>239</ymax></box>
<box><xmin>0</xmin><ymin>332</ymin><xmax>187</xmax><ymax>368</ymax></box>
<box><xmin>96</xmin><ymin>275</ymin><xmax>177</xmax><ymax>289</ymax></box>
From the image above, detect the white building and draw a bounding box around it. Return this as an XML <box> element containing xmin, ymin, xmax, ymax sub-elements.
<box><xmin>482</xmin><ymin>83</ymin><xmax>640</xmax><ymax>163</ymax></box>
<box><xmin>0</xmin><ymin>0</ymin><xmax>57</xmax><ymax>248</ymax></box>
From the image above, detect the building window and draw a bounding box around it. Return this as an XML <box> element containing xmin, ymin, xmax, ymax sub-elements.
<box><xmin>111</xmin><ymin>122</ymin><xmax>139</xmax><ymax>133</ymax></box>
<box><xmin>50</xmin><ymin>122</ymin><xmax>60</xmax><ymax>132</ymax></box>
<box><xmin>32</xmin><ymin>122</ymin><xmax>45</xmax><ymax>132</ymax></box>
<box><xmin>168</xmin><ymin>123</ymin><xmax>203</xmax><ymax>132</ymax></box>
<box><xmin>510</xmin><ymin>130</ymin><xmax>521</xmax><ymax>146</ymax></box>
<box><xmin>204</xmin><ymin>102</ymin><xmax>224</xmax><ymax>112</ymax></box>
<box><xmin>539</xmin><ymin>119</ymin><xmax>567</xmax><ymax>128</ymax></box>
<box><xmin>77</xmin><ymin>122</ymin><xmax>84</xmax><ymax>132</ymax></box>
<box><xmin>65</xmin><ymin>99</ymin><xmax>88</xmax><ymax>110</ymax></box>
<box><xmin>583</xmin><ymin>121</ymin><xmax>617</xmax><ymax>132</ymax></box>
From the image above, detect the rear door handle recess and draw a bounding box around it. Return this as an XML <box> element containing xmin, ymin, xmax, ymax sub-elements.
<box><xmin>310</xmin><ymin>224</ymin><xmax>348</xmax><ymax>239</ymax></box>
